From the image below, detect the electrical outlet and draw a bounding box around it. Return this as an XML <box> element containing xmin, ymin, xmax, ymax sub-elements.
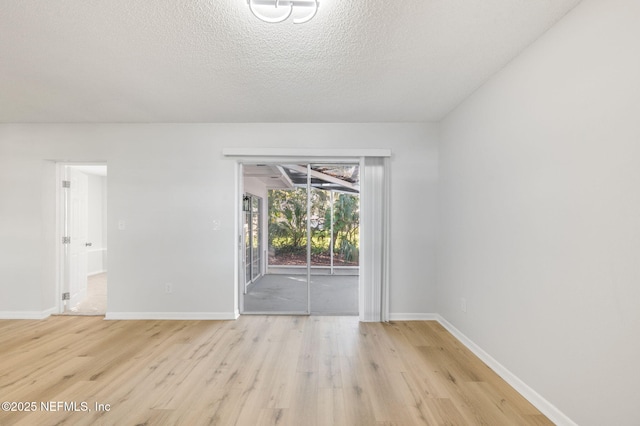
<box><xmin>212</xmin><ymin>220</ymin><xmax>221</xmax><ymax>231</ymax></box>
<box><xmin>165</xmin><ymin>283</ymin><xmax>172</xmax><ymax>294</ymax></box>
<box><xmin>118</xmin><ymin>220</ymin><xmax>126</xmax><ymax>230</ymax></box>
<box><xmin>461</xmin><ymin>298</ymin><xmax>467</xmax><ymax>313</ymax></box>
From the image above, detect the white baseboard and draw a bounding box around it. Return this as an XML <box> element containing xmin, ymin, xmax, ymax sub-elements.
<box><xmin>435</xmin><ymin>315</ymin><xmax>577</xmax><ymax>426</ymax></box>
<box><xmin>104</xmin><ymin>312</ymin><xmax>238</xmax><ymax>320</ymax></box>
<box><xmin>0</xmin><ymin>307</ymin><xmax>57</xmax><ymax>320</ymax></box>
<box><xmin>88</xmin><ymin>269</ymin><xmax>107</xmax><ymax>277</ymax></box>
<box><xmin>389</xmin><ymin>313</ymin><xmax>440</xmax><ymax>321</ymax></box>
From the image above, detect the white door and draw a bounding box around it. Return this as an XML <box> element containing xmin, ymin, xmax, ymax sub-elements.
<box><xmin>65</xmin><ymin>167</ymin><xmax>89</xmax><ymax>311</ymax></box>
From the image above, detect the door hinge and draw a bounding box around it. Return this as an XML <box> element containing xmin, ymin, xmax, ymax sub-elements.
<box><xmin>62</xmin><ymin>292</ymin><xmax>70</xmax><ymax>301</ymax></box>
<box><xmin>62</xmin><ymin>236</ymin><xmax>71</xmax><ymax>244</ymax></box>
<box><xmin>62</xmin><ymin>180</ymin><xmax>71</xmax><ymax>188</ymax></box>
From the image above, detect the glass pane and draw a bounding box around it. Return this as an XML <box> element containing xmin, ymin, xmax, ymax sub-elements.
<box><xmin>242</xmin><ymin>164</ymin><xmax>309</xmax><ymax>314</ymax></box>
<box><xmin>310</xmin><ymin>187</ymin><xmax>331</xmax><ymax>267</ymax></box>
<box><xmin>332</xmin><ymin>193</ymin><xmax>360</xmax><ymax>267</ymax></box>
<box><xmin>268</xmin><ymin>185</ymin><xmax>309</xmax><ymax>267</ymax></box>
<box><xmin>309</xmin><ymin>164</ymin><xmax>360</xmax><ymax>316</ymax></box>
<box><xmin>244</xmin><ymin>209</ymin><xmax>251</xmax><ymax>284</ymax></box>
<box><xmin>251</xmin><ymin>197</ymin><xmax>261</xmax><ymax>281</ymax></box>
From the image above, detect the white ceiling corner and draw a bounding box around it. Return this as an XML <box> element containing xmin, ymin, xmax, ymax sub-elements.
<box><xmin>0</xmin><ymin>0</ymin><xmax>582</xmax><ymax>123</ymax></box>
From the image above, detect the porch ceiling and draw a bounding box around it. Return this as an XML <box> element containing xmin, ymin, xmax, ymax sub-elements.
<box><xmin>244</xmin><ymin>164</ymin><xmax>360</xmax><ymax>193</ymax></box>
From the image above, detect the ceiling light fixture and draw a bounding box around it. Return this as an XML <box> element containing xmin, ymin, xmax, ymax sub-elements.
<box><xmin>247</xmin><ymin>0</ymin><xmax>319</xmax><ymax>24</ymax></box>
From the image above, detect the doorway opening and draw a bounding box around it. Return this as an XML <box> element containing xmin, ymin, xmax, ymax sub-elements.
<box><xmin>240</xmin><ymin>163</ymin><xmax>360</xmax><ymax>315</ymax></box>
<box><xmin>57</xmin><ymin>164</ymin><xmax>108</xmax><ymax>316</ymax></box>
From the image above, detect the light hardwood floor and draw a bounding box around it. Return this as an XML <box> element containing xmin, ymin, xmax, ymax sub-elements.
<box><xmin>0</xmin><ymin>316</ymin><xmax>552</xmax><ymax>425</ymax></box>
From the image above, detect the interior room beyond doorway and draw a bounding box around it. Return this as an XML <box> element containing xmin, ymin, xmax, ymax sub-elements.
<box><xmin>58</xmin><ymin>164</ymin><xmax>108</xmax><ymax>316</ymax></box>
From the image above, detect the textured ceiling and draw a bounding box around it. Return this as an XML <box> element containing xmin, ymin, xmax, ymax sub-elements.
<box><xmin>0</xmin><ymin>0</ymin><xmax>581</xmax><ymax>123</ymax></box>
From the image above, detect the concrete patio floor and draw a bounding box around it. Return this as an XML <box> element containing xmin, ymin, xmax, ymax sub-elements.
<box><xmin>243</xmin><ymin>274</ymin><xmax>358</xmax><ymax>315</ymax></box>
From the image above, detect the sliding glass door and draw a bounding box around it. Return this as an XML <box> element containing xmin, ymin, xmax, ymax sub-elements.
<box><xmin>243</xmin><ymin>193</ymin><xmax>263</xmax><ymax>292</ymax></box>
<box><xmin>241</xmin><ymin>164</ymin><xmax>310</xmax><ymax>314</ymax></box>
<box><xmin>241</xmin><ymin>162</ymin><xmax>360</xmax><ymax>315</ymax></box>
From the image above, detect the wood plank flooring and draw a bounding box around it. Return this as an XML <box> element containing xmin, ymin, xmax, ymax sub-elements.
<box><xmin>0</xmin><ymin>316</ymin><xmax>552</xmax><ymax>425</ymax></box>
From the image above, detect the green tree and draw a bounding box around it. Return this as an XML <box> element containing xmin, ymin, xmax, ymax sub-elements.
<box><xmin>269</xmin><ymin>189</ymin><xmax>359</xmax><ymax>264</ymax></box>
<box><xmin>269</xmin><ymin>189</ymin><xmax>308</xmax><ymax>251</ymax></box>
<box><xmin>326</xmin><ymin>194</ymin><xmax>359</xmax><ymax>262</ymax></box>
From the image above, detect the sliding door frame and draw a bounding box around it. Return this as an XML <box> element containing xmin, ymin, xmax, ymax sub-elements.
<box><xmin>243</xmin><ymin>192</ymin><xmax>263</xmax><ymax>293</ymax></box>
<box><xmin>227</xmin><ymin>149</ymin><xmax>391</xmax><ymax>321</ymax></box>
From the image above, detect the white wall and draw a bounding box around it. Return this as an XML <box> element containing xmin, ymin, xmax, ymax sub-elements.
<box><xmin>0</xmin><ymin>123</ymin><xmax>438</xmax><ymax>318</ymax></box>
<box><xmin>439</xmin><ymin>1</ymin><xmax>640</xmax><ymax>425</ymax></box>
<box><xmin>86</xmin><ymin>173</ymin><xmax>108</xmax><ymax>275</ymax></box>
